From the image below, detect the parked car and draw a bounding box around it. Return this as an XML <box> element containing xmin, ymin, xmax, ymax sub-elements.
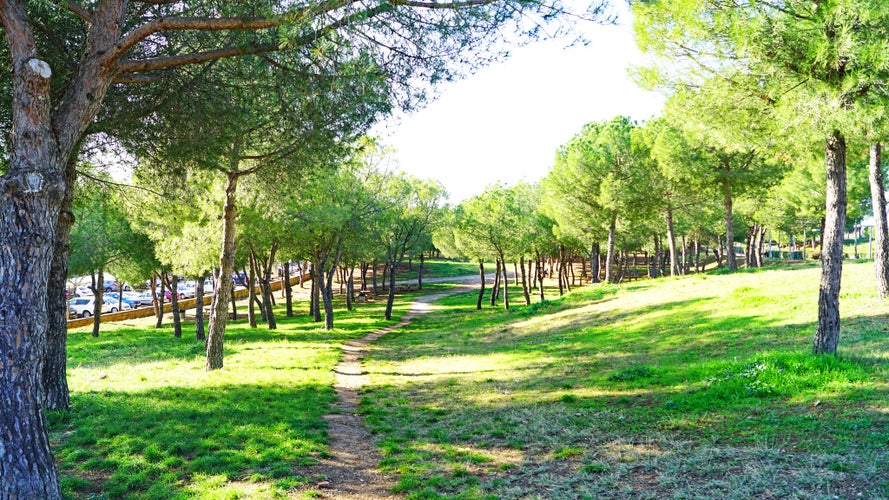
<box><xmin>74</xmin><ymin>286</ymin><xmax>93</xmax><ymax>297</ymax></box>
<box><xmin>177</xmin><ymin>283</ymin><xmax>196</xmax><ymax>299</ymax></box>
<box><xmin>105</xmin><ymin>292</ymin><xmax>140</xmax><ymax>309</ymax></box>
<box><xmin>136</xmin><ymin>291</ymin><xmax>155</xmax><ymax>304</ymax></box>
<box><xmin>68</xmin><ymin>297</ymin><xmax>131</xmax><ymax>318</ymax></box>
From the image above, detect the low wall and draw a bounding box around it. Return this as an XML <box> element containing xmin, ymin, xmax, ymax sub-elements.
<box><xmin>67</xmin><ymin>273</ymin><xmax>311</xmax><ymax>330</ymax></box>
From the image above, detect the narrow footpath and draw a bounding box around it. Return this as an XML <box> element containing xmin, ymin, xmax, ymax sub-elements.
<box><xmin>302</xmin><ymin>284</ymin><xmax>477</xmax><ymax>499</ymax></box>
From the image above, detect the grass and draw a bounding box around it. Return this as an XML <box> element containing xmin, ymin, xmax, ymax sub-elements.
<box><xmin>393</xmin><ymin>258</ymin><xmax>488</xmax><ymax>282</ymax></box>
<box><xmin>51</xmin><ymin>295</ymin><xmax>412</xmax><ymax>499</ymax></box>
<box><xmin>360</xmin><ymin>261</ymin><xmax>889</xmax><ymax>499</ymax></box>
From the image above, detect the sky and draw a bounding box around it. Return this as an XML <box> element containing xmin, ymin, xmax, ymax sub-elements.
<box><xmin>373</xmin><ymin>11</ymin><xmax>666</xmax><ymax>203</ymax></box>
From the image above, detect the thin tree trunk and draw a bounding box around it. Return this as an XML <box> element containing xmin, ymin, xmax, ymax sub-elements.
<box><xmin>814</xmin><ymin>130</ymin><xmax>847</xmax><ymax>354</ymax></box>
<box><xmin>345</xmin><ymin>266</ymin><xmax>354</xmax><ymax>311</ymax></box>
<box><xmin>154</xmin><ymin>273</ymin><xmax>165</xmax><ymax>328</ymax></box>
<box><xmin>372</xmin><ymin>259</ymin><xmax>379</xmax><ymax>296</ymax></box>
<box><xmin>869</xmin><ymin>142</ymin><xmax>889</xmax><ymax>299</ymax></box>
<box><xmin>500</xmin><ymin>253</ymin><xmax>510</xmax><ymax>310</ymax></box>
<box><xmin>536</xmin><ymin>251</ymin><xmax>545</xmax><ymax>301</ymax></box>
<box><xmin>195</xmin><ymin>276</ymin><xmax>206</xmax><ymax>341</ymax></box>
<box><xmin>491</xmin><ymin>259</ymin><xmax>501</xmax><ymax>306</ymax></box>
<box><xmin>606</xmin><ymin>215</ymin><xmax>617</xmax><ymax>283</ymax></box>
<box><xmin>665</xmin><ymin>205</ymin><xmax>679</xmax><ymax>276</ymax></box>
<box><xmin>418</xmin><ymin>252</ymin><xmax>425</xmax><ymax>290</ymax></box>
<box><xmin>590</xmin><ymin>242</ymin><xmax>600</xmax><ymax>283</ymax></box>
<box><xmin>385</xmin><ymin>261</ymin><xmax>397</xmax><ymax>320</ymax></box>
<box><xmin>168</xmin><ymin>274</ymin><xmax>182</xmax><ymax>338</ymax></box>
<box><xmin>206</xmin><ymin>171</ymin><xmax>239</xmax><ymax>370</ymax></box>
<box><xmin>311</xmin><ymin>262</ymin><xmax>322</xmax><ymax>322</ymax></box>
<box><xmin>520</xmin><ymin>255</ymin><xmax>531</xmax><ymax>305</ymax></box>
<box><xmin>92</xmin><ymin>268</ymin><xmax>104</xmax><ymax>338</ymax></box>
<box><xmin>476</xmin><ymin>260</ymin><xmax>486</xmax><ymax>310</ymax></box>
<box><xmin>558</xmin><ymin>244</ymin><xmax>565</xmax><ymax>296</ymax></box>
<box><xmin>284</xmin><ymin>262</ymin><xmax>293</xmax><ymax>317</ymax></box>
<box><xmin>247</xmin><ymin>256</ymin><xmax>258</xmax><ymax>328</ymax></box>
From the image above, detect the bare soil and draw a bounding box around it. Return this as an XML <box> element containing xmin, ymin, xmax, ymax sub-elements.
<box><xmin>298</xmin><ymin>286</ymin><xmax>474</xmax><ymax>499</ymax></box>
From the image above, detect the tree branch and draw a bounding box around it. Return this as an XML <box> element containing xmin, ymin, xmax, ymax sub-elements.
<box><xmin>110</xmin><ymin>16</ymin><xmax>286</xmax><ymax>63</ymax></box>
<box><xmin>116</xmin><ymin>43</ymin><xmax>279</xmax><ymax>74</ymax></box>
<box><xmin>48</xmin><ymin>0</ymin><xmax>93</xmax><ymax>24</ymax></box>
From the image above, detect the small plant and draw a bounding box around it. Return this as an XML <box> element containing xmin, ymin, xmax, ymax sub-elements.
<box><xmin>607</xmin><ymin>365</ymin><xmax>655</xmax><ymax>382</ymax></box>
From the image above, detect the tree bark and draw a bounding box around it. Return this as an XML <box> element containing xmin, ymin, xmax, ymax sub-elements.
<box><xmin>476</xmin><ymin>260</ymin><xmax>486</xmax><ymax>310</ymax></box>
<box><xmin>384</xmin><ymin>261</ymin><xmax>397</xmax><ymax>320</ymax></box>
<box><xmin>520</xmin><ymin>255</ymin><xmax>531</xmax><ymax>305</ymax></box>
<box><xmin>284</xmin><ymin>261</ymin><xmax>294</xmax><ymax>317</ymax></box>
<box><xmin>153</xmin><ymin>273</ymin><xmax>164</xmax><ymax>328</ymax></box>
<box><xmin>500</xmin><ymin>253</ymin><xmax>509</xmax><ymax>310</ymax></box>
<box><xmin>345</xmin><ymin>266</ymin><xmax>354</xmax><ymax>311</ymax></box>
<box><xmin>869</xmin><ymin>142</ymin><xmax>889</xmax><ymax>299</ymax></box>
<box><xmin>665</xmin><ymin>205</ymin><xmax>679</xmax><ymax>276</ymax></box>
<box><xmin>590</xmin><ymin>242</ymin><xmax>600</xmax><ymax>283</ymax></box>
<box><xmin>536</xmin><ymin>251</ymin><xmax>545</xmax><ymax>302</ymax></box>
<box><xmin>195</xmin><ymin>275</ymin><xmax>206</xmax><ymax>341</ymax></box>
<box><xmin>491</xmin><ymin>259</ymin><xmax>501</xmax><ymax>306</ymax></box>
<box><xmin>814</xmin><ymin>130</ymin><xmax>847</xmax><ymax>354</ymax></box>
<box><xmin>206</xmin><ymin>172</ymin><xmax>239</xmax><ymax>371</ymax></box>
<box><xmin>418</xmin><ymin>252</ymin><xmax>425</xmax><ymax>290</ymax></box>
<box><xmin>247</xmin><ymin>257</ymin><xmax>259</xmax><ymax>328</ymax></box>
<box><xmin>92</xmin><ymin>268</ymin><xmax>104</xmax><ymax>338</ymax></box>
<box><xmin>606</xmin><ymin>215</ymin><xmax>617</xmax><ymax>283</ymax></box>
<box><xmin>168</xmin><ymin>274</ymin><xmax>182</xmax><ymax>338</ymax></box>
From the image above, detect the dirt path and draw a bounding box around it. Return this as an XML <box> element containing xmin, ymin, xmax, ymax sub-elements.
<box><xmin>301</xmin><ymin>285</ymin><xmax>475</xmax><ymax>499</ymax></box>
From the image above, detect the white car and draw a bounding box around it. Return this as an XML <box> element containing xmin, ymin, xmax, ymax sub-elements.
<box><xmin>68</xmin><ymin>297</ymin><xmax>130</xmax><ymax>318</ymax></box>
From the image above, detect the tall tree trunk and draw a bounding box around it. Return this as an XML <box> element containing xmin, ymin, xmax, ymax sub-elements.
<box><xmin>869</xmin><ymin>142</ymin><xmax>889</xmax><ymax>299</ymax></box>
<box><xmin>345</xmin><ymin>266</ymin><xmax>354</xmax><ymax>311</ymax></box>
<box><xmin>606</xmin><ymin>215</ymin><xmax>617</xmax><ymax>283</ymax></box>
<box><xmin>590</xmin><ymin>242</ymin><xmax>600</xmax><ymax>283</ymax></box>
<box><xmin>418</xmin><ymin>252</ymin><xmax>425</xmax><ymax>290</ymax></box>
<box><xmin>258</xmin><ymin>243</ymin><xmax>278</xmax><ymax>330</ymax></box>
<box><xmin>284</xmin><ymin>261</ymin><xmax>293</xmax><ymax>317</ymax></box>
<box><xmin>722</xmin><ymin>179</ymin><xmax>738</xmax><ymax>271</ymax></box>
<box><xmin>558</xmin><ymin>244</ymin><xmax>565</xmax><ymax>296</ymax></box>
<box><xmin>491</xmin><ymin>259</ymin><xmax>501</xmax><ymax>306</ymax></box>
<box><xmin>154</xmin><ymin>272</ymin><xmax>165</xmax><ymax>328</ymax></box>
<box><xmin>168</xmin><ymin>274</ymin><xmax>182</xmax><ymax>338</ymax></box>
<box><xmin>384</xmin><ymin>261</ymin><xmax>397</xmax><ymax>320</ymax></box>
<box><xmin>665</xmin><ymin>205</ymin><xmax>679</xmax><ymax>276</ymax></box>
<box><xmin>311</xmin><ymin>262</ymin><xmax>322</xmax><ymax>323</ymax></box>
<box><xmin>247</xmin><ymin>256</ymin><xmax>259</xmax><ymax>328</ymax></box>
<box><xmin>536</xmin><ymin>251</ymin><xmax>545</xmax><ymax>301</ymax></box>
<box><xmin>207</xmin><ymin>171</ymin><xmax>239</xmax><ymax>371</ymax></box>
<box><xmin>92</xmin><ymin>268</ymin><xmax>104</xmax><ymax>338</ymax></box>
<box><xmin>520</xmin><ymin>255</ymin><xmax>531</xmax><ymax>305</ymax></box>
<box><xmin>476</xmin><ymin>260</ymin><xmax>486</xmax><ymax>310</ymax></box>
<box><xmin>43</xmin><ymin>153</ymin><xmax>77</xmax><ymax>411</ymax></box>
<box><xmin>195</xmin><ymin>276</ymin><xmax>206</xmax><ymax>341</ymax></box>
<box><xmin>814</xmin><ymin>130</ymin><xmax>847</xmax><ymax>354</ymax></box>
<box><xmin>360</xmin><ymin>262</ymin><xmax>369</xmax><ymax>291</ymax></box>
<box><xmin>500</xmin><ymin>253</ymin><xmax>510</xmax><ymax>310</ymax></box>
<box><xmin>372</xmin><ymin>259</ymin><xmax>379</xmax><ymax>296</ymax></box>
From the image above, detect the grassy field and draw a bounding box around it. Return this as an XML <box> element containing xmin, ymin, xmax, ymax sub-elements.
<box><xmin>52</xmin><ymin>296</ymin><xmax>412</xmax><ymax>499</ymax></box>
<box><xmin>392</xmin><ymin>258</ymin><xmax>487</xmax><ymax>282</ymax></box>
<box><xmin>361</xmin><ymin>261</ymin><xmax>889</xmax><ymax>499</ymax></box>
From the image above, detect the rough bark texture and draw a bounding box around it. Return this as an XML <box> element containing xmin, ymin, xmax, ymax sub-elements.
<box><xmin>490</xmin><ymin>259</ymin><xmax>501</xmax><ymax>306</ymax></box>
<box><xmin>284</xmin><ymin>262</ymin><xmax>294</xmax><ymax>316</ymax></box>
<box><xmin>500</xmin><ymin>253</ymin><xmax>509</xmax><ymax>310</ymax></box>
<box><xmin>247</xmin><ymin>258</ymin><xmax>259</xmax><ymax>328</ymax></box>
<box><xmin>869</xmin><ymin>142</ymin><xmax>889</xmax><ymax>299</ymax></box>
<box><xmin>43</xmin><ymin>156</ymin><xmax>77</xmax><ymax>411</ymax></box>
<box><xmin>195</xmin><ymin>276</ymin><xmax>206</xmax><ymax>341</ymax></box>
<box><xmin>606</xmin><ymin>216</ymin><xmax>617</xmax><ymax>283</ymax></box>
<box><xmin>520</xmin><ymin>255</ymin><xmax>531</xmax><ymax>305</ymax></box>
<box><xmin>590</xmin><ymin>242</ymin><xmax>600</xmax><ymax>283</ymax></box>
<box><xmin>665</xmin><ymin>206</ymin><xmax>679</xmax><ymax>276</ymax></box>
<box><xmin>476</xmin><ymin>260</ymin><xmax>486</xmax><ymax>310</ymax></box>
<box><xmin>206</xmin><ymin>173</ymin><xmax>239</xmax><ymax>371</ymax></box>
<box><xmin>814</xmin><ymin>131</ymin><xmax>847</xmax><ymax>354</ymax></box>
<box><xmin>384</xmin><ymin>262</ymin><xmax>397</xmax><ymax>320</ymax></box>
<box><xmin>169</xmin><ymin>274</ymin><xmax>182</xmax><ymax>338</ymax></box>
<box><xmin>92</xmin><ymin>269</ymin><xmax>105</xmax><ymax>338</ymax></box>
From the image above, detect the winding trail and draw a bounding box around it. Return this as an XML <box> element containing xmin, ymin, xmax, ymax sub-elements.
<box><xmin>303</xmin><ymin>283</ymin><xmax>478</xmax><ymax>498</ymax></box>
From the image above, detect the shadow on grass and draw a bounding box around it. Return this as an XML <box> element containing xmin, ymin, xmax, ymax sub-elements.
<box><xmin>50</xmin><ymin>383</ymin><xmax>331</xmax><ymax>499</ymax></box>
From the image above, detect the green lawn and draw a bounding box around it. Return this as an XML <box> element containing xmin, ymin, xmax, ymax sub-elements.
<box><xmin>393</xmin><ymin>258</ymin><xmax>489</xmax><ymax>282</ymax></box>
<box><xmin>51</xmin><ymin>297</ymin><xmax>412</xmax><ymax>499</ymax></box>
<box><xmin>360</xmin><ymin>261</ymin><xmax>889</xmax><ymax>499</ymax></box>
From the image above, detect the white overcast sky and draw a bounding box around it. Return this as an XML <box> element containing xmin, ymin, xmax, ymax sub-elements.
<box><xmin>373</xmin><ymin>10</ymin><xmax>666</xmax><ymax>203</ymax></box>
